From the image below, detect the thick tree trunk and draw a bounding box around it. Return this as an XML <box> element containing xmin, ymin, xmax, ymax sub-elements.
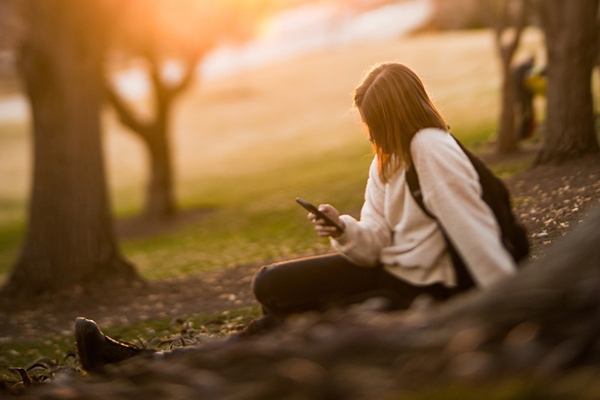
<box><xmin>2</xmin><ymin>0</ymin><xmax>139</xmax><ymax>297</ymax></box>
<box><xmin>536</xmin><ymin>0</ymin><xmax>600</xmax><ymax>164</ymax></box>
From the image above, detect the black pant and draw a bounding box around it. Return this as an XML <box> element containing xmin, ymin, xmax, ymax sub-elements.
<box><xmin>252</xmin><ymin>253</ymin><xmax>454</xmax><ymax>318</ymax></box>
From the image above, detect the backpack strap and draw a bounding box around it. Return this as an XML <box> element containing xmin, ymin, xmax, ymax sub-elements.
<box><xmin>405</xmin><ymin>166</ymin><xmax>434</xmax><ymax>219</ymax></box>
<box><xmin>405</xmin><ymin>163</ymin><xmax>476</xmax><ymax>293</ymax></box>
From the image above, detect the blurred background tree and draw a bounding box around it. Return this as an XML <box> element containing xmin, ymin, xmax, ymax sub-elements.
<box><xmin>482</xmin><ymin>0</ymin><xmax>531</xmax><ymax>155</ymax></box>
<box><xmin>428</xmin><ymin>0</ymin><xmax>531</xmax><ymax>155</ymax></box>
<box><xmin>534</xmin><ymin>0</ymin><xmax>600</xmax><ymax>163</ymax></box>
<box><xmin>428</xmin><ymin>0</ymin><xmax>599</xmax><ymax>161</ymax></box>
<box><xmin>2</xmin><ymin>0</ymin><xmax>139</xmax><ymax>297</ymax></box>
<box><xmin>104</xmin><ymin>0</ymin><xmax>267</xmax><ymax>220</ymax></box>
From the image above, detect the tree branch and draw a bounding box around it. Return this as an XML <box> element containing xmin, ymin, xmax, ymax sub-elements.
<box><xmin>146</xmin><ymin>48</ymin><xmax>207</xmax><ymax>120</ymax></box>
<box><xmin>485</xmin><ymin>0</ymin><xmax>531</xmax><ymax>65</ymax></box>
<box><xmin>164</xmin><ymin>44</ymin><xmax>213</xmax><ymax>100</ymax></box>
<box><xmin>169</xmin><ymin>57</ymin><xmax>199</xmax><ymax>97</ymax></box>
<box><xmin>504</xmin><ymin>0</ymin><xmax>530</xmax><ymax>61</ymax></box>
<box><xmin>146</xmin><ymin>49</ymin><xmax>166</xmax><ymax>98</ymax></box>
<box><xmin>104</xmin><ymin>79</ymin><xmax>152</xmax><ymax>140</ymax></box>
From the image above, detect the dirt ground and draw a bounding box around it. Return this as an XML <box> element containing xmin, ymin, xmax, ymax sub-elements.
<box><xmin>0</xmin><ymin>151</ymin><xmax>599</xmax><ymax>343</ymax></box>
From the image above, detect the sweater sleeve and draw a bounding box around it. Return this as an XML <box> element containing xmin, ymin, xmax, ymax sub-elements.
<box><xmin>331</xmin><ymin>158</ymin><xmax>392</xmax><ymax>267</ymax></box>
<box><xmin>411</xmin><ymin>129</ymin><xmax>517</xmax><ymax>287</ymax></box>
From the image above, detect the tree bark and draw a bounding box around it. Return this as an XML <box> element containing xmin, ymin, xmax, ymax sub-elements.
<box><xmin>2</xmin><ymin>0</ymin><xmax>139</xmax><ymax>296</ymax></box>
<box><xmin>536</xmin><ymin>0</ymin><xmax>600</xmax><ymax>164</ymax></box>
<box><xmin>144</xmin><ymin>120</ymin><xmax>176</xmax><ymax>219</ymax></box>
<box><xmin>496</xmin><ymin>60</ymin><xmax>519</xmax><ymax>154</ymax></box>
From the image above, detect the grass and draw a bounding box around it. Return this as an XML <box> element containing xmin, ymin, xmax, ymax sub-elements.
<box><xmin>124</xmin><ymin>142</ymin><xmax>373</xmax><ymax>279</ymax></box>
<box><xmin>120</xmin><ymin>121</ymin><xmax>515</xmax><ymax>281</ymax></box>
<box><xmin>0</xmin><ymin>305</ymin><xmax>261</xmax><ymax>382</ymax></box>
<box><xmin>0</xmin><ymin>336</ymin><xmax>75</xmax><ymax>381</ymax></box>
<box><xmin>491</xmin><ymin>157</ymin><xmax>535</xmax><ymax>180</ymax></box>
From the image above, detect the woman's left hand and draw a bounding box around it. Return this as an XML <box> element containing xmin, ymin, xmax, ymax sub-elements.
<box><xmin>308</xmin><ymin>204</ymin><xmax>345</xmax><ymax>239</ymax></box>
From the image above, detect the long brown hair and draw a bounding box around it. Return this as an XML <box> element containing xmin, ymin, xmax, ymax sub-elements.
<box><xmin>354</xmin><ymin>63</ymin><xmax>447</xmax><ymax>183</ymax></box>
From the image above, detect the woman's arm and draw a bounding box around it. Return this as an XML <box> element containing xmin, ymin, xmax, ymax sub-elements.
<box><xmin>330</xmin><ymin>158</ymin><xmax>393</xmax><ymax>267</ymax></box>
<box><xmin>412</xmin><ymin>129</ymin><xmax>517</xmax><ymax>287</ymax></box>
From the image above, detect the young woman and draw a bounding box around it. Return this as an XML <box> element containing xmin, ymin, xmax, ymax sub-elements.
<box><xmin>75</xmin><ymin>62</ymin><xmax>518</xmax><ymax>373</ymax></box>
<box><xmin>251</xmin><ymin>62</ymin><xmax>517</xmax><ymax>320</ymax></box>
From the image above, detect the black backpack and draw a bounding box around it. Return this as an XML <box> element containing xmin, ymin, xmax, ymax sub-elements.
<box><xmin>406</xmin><ymin>136</ymin><xmax>529</xmax><ymax>292</ymax></box>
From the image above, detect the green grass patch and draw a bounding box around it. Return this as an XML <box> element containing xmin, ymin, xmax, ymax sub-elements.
<box><xmin>0</xmin><ymin>335</ymin><xmax>76</xmax><ymax>383</ymax></box>
<box><xmin>0</xmin><ymin>122</ymin><xmax>502</xmax><ymax>282</ymax></box>
<box><xmin>451</xmin><ymin>120</ymin><xmax>498</xmax><ymax>150</ymax></box>
<box><xmin>104</xmin><ymin>305</ymin><xmax>261</xmax><ymax>343</ymax></box>
<box><xmin>490</xmin><ymin>157</ymin><xmax>535</xmax><ymax>180</ymax></box>
<box><xmin>0</xmin><ymin>220</ymin><xmax>24</xmax><ymax>277</ymax></box>
<box><xmin>121</xmin><ymin>141</ymin><xmax>373</xmax><ymax>280</ymax></box>
<box><xmin>143</xmin><ymin>124</ymin><xmax>487</xmax><ymax>274</ymax></box>
<box><xmin>122</xmin><ymin>123</ymin><xmax>500</xmax><ymax>281</ymax></box>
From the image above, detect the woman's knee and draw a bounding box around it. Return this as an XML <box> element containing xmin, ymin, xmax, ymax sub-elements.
<box><xmin>251</xmin><ymin>263</ymin><xmax>278</xmax><ymax>305</ymax></box>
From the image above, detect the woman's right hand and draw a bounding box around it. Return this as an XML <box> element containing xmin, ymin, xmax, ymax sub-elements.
<box><xmin>308</xmin><ymin>204</ymin><xmax>345</xmax><ymax>239</ymax></box>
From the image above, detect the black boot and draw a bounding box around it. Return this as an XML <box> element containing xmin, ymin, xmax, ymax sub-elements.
<box><xmin>75</xmin><ymin>317</ymin><xmax>153</xmax><ymax>373</ymax></box>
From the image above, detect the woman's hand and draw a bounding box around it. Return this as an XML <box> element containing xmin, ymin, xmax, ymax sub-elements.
<box><xmin>308</xmin><ymin>204</ymin><xmax>345</xmax><ymax>239</ymax></box>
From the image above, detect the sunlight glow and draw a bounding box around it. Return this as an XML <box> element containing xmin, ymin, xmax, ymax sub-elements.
<box><xmin>201</xmin><ymin>0</ymin><xmax>431</xmax><ymax>80</ymax></box>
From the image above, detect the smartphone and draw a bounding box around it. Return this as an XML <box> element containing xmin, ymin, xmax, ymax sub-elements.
<box><xmin>295</xmin><ymin>197</ymin><xmax>345</xmax><ymax>232</ymax></box>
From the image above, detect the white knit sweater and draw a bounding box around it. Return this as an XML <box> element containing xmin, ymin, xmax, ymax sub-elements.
<box><xmin>332</xmin><ymin>128</ymin><xmax>517</xmax><ymax>288</ymax></box>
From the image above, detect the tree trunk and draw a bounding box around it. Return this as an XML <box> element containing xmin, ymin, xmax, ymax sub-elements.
<box><xmin>484</xmin><ymin>0</ymin><xmax>530</xmax><ymax>155</ymax></box>
<box><xmin>536</xmin><ymin>0</ymin><xmax>600</xmax><ymax>164</ymax></box>
<box><xmin>144</xmin><ymin>122</ymin><xmax>176</xmax><ymax>219</ymax></box>
<box><xmin>496</xmin><ymin>62</ymin><xmax>519</xmax><ymax>154</ymax></box>
<box><xmin>2</xmin><ymin>0</ymin><xmax>139</xmax><ymax>297</ymax></box>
